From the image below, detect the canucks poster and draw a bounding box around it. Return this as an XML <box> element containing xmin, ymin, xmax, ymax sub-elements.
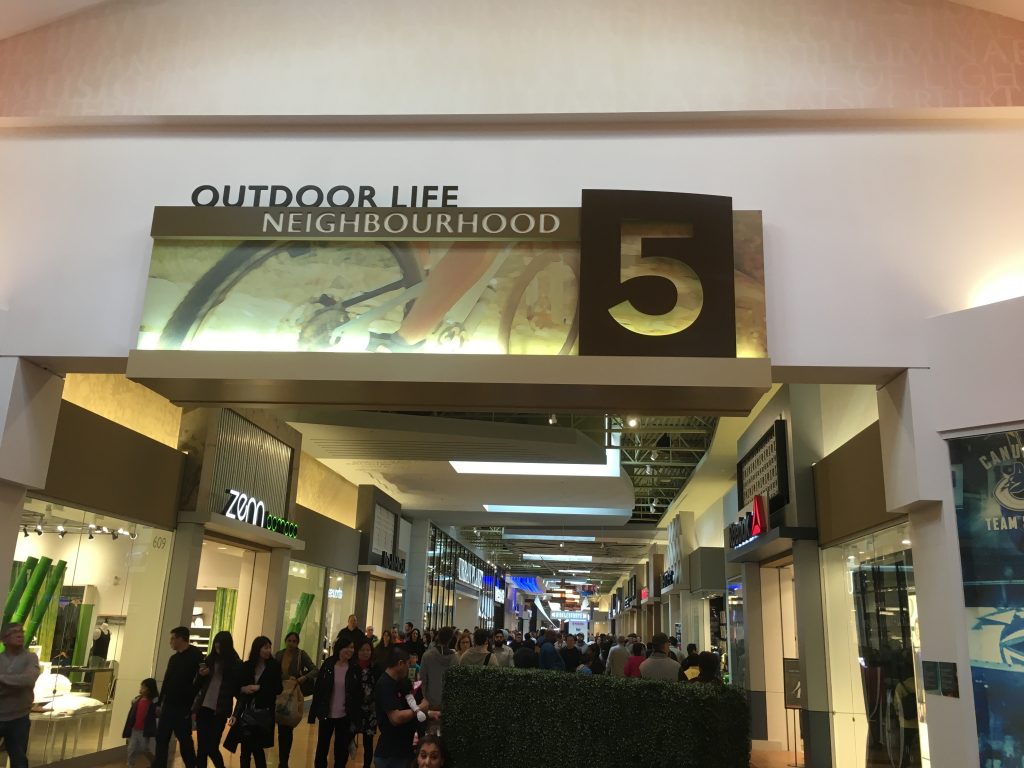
<box><xmin>950</xmin><ymin>430</ymin><xmax>1024</xmax><ymax>767</ymax></box>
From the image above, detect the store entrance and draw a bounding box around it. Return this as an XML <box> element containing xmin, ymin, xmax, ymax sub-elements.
<box><xmin>192</xmin><ymin>538</ymin><xmax>264</xmax><ymax>656</ymax></box>
<box><xmin>760</xmin><ymin>555</ymin><xmax>803</xmax><ymax>756</ymax></box>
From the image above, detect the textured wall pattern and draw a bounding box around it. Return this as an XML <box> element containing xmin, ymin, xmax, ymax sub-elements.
<box><xmin>0</xmin><ymin>0</ymin><xmax>1023</xmax><ymax>117</ymax></box>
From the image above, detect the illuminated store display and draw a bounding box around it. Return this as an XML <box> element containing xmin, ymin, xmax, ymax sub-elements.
<box><xmin>6</xmin><ymin>498</ymin><xmax>172</xmax><ymax>766</ymax></box>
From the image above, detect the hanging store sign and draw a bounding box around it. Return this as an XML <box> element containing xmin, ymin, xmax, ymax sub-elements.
<box><xmin>551</xmin><ymin>610</ymin><xmax>589</xmax><ymax>621</ymax></box>
<box><xmin>727</xmin><ymin>419</ymin><xmax>790</xmax><ymax>551</ymax></box>
<box><xmin>949</xmin><ymin>430</ymin><xmax>1024</xmax><ymax>764</ymax></box>
<box><xmin>141</xmin><ymin>190</ymin><xmax>767</xmax><ymax>359</ymax></box>
<box><xmin>221</xmin><ymin>489</ymin><xmax>299</xmax><ymax>539</ymax></box>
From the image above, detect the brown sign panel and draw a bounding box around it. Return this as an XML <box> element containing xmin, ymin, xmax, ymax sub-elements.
<box><xmin>151</xmin><ymin>206</ymin><xmax>581</xmax><ymax>242</ymax></box>
<box><xmin>578</xmin><ymin>190</ymin><xmax>736</xmax><ymax>357</ymax></box>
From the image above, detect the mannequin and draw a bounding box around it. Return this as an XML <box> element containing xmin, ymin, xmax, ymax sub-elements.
<box><xmin>89</xmin><ymin>622</ymin><xmax>111</xmax><ymax>667</ymax></box>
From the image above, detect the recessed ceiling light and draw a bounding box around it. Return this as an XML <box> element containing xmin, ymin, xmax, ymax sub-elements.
<box><xmin>901</xmin><ymin>539</ymin><xmax>911</xmax><ymax>546</ymax></box>
<box><xmin>503</xmin><ymin>535</ymin><xmax>596</xmax><ymax>542</ymax></box>
<box><xmin>484</xmin><ymin>505</ymin><xmax>626</xmax><ymax>517</ymax></box>
<box><xmin>452</xmin><ymin>449</ymin><xmax>619</xmax><ymax>478</ymax></box>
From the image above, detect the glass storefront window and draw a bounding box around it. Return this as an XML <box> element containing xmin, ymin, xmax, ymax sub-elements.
<box><xmin>7</xmin><ymin>498</ymin><xmax>172</xmax><ymax>766</ymax></box>
<box><xmin>726</xmin><ymin>577</ymin><xmax>746</xmax><ymax>689</ymax></box>
<box><xmin>321</xmin><ymin>569</ymin><xmax>356</xmax><ymax>659</ymax></box>
<box><xmin>281</xmin><ymin>561</ymin><xmax>325</xmax><ymax>664</ymax></box>
<box><xmin>821</xmin><ymin>523</ymin><xmax>921</xmax><ymax>768</ymax></box>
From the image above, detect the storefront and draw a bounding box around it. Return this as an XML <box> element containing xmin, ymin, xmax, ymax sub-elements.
<box><xmin>288</xmin><ymin>505</ymin><xmax>361</xmax><ymax>660</ymax></box>
<box><xmin>424</xmin><ymin>524</ymin><xmax>497</xmax><ymax>631</ymax></box>
<box><xmin>816</xmin><ymin>422</ymin><xmax>922</xmax><ymax>768</ymax></box>
<box><xmin>2</xmin><ymin>398</ymin><xmax>183</xmax><ymax>767</ymax></box>
<box><xmin>156</xmin><ymin>407</ymin><xmax>305</xmax><ymax>676</ymax></box>
<box><xmin>724</xmin><ymin>387</ymin><xmax>831</xmax><ymax>766</ymax></box>
<box><xmin>352</xmin><ymin>486</ymin><xmax>407</xmax><ymax>634</ymax></box>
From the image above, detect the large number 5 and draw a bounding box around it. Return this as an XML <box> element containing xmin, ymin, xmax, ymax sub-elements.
<box><xmin>607</xmin><ymin>221</ymin><xmax>704</xmax><ymax>337</ymax></box>
<box><xmin>578</xmin><ymin>190</ymin><xmax>736</xmax><ymax>358</ymax></box>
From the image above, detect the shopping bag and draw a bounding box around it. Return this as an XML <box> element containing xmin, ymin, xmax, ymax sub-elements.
<box><xmin>239</xmin><ymin>700</ymin><xmax>274</xmax><ymax>738</ymax></box>
<box><xmin>274</xmin><ymin>679</ymin><xmax>303</xmax><ymax>727</ymax></box>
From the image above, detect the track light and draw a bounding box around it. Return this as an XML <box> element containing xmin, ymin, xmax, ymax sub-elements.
<box><xmin>57</xmin><ymin>525</ymin><xmax>66</xmax><ymax>539</ymax></box>
<box><xmin>35</xmin><ymin>524</ymin><xmax>43</xmax><ymax>535</ymax></box>
<box><xmin>129</xmin><ymin>531</ymin><xmax>138</xmax><ymax>540</ymax></box>
<box><xmin>22</xmin><ymin>526</ymin><xmax>29</xmax><ymax>538</ymax></box>
<box><xmin>548</xmin><ymin>414</ymin><xmax>557</xmax><ymax>425</ymax></box>
<box><xmin>111</xmin><ymin>530</ymin><xmax>119</xmax><ymax>540</ymax></box>
<box><xmin>88</xmin><ymin>530</ymin><xmax>94</xmax><ymax>540</ymax></box>
<box><xmin>101</xmin><ymin>526</ymin><xmax>109</xmax><ymax>534</ymax></box>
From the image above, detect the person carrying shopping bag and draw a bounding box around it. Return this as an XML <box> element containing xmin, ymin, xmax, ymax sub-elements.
<box><xmin>224</xmin><ymin>637</ymin><xmax>282</xmax><ymax>768</ymax></box>
<box><xmin>274</xmin><ymin>632</ymin><xmax>316</xmax><ymax>768</ymax></box>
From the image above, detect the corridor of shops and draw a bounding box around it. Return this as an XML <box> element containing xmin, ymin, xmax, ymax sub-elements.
<box><xmin>3</xmin><ymin>2</ymin><xmax>1024</xmax><ymax>768</ymax></box>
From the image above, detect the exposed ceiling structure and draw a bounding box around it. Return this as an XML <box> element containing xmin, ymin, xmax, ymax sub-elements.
<box><xmin>456</xmin><ymin>525</ymin><xmax>662</xmax><ymax>591</ymax></box>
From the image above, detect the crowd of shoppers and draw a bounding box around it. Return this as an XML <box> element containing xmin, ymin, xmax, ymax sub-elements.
<box><xmin>2</xmin><ymin>611</ymin><xmax>723</xmax><ymax>768</ymax></box>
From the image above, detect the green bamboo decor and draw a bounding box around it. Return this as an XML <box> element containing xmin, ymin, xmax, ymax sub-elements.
<box><xmin>11</xmin><ymin>556</ymin><xmax>53</xmax><ymax>625</ymax></box>
<box><xmin>4</xmin><ymin>557</ymin><xmax>37</xmax><ymax>625</ymax></box>
<box><xmin>36</xmin><ymin>568</ymin><xmax>65</xmax><ymax>659</ymax></box>
<box><xmin>285</xmin><ymin>592</ymin><xmax>316</xmax><ymax>638</ymax></box>
<box><xmin>2</xmin><ymin>558</ymin><xmax>70</xmax><ymax>654</ymax></box>
<box><xmin>23</xmin><ymin>560</ymin><xmax>67</xmax><ymax>649</ymax></box>
<box><xmin>72</xmin><ymin>603</ymin><xmax>94</xmax><ymax>667</ymax></box>
<box><xmin>210</xmin><ymin>588</ymin><xmax>238</xmax><ymax>638</ymax></box>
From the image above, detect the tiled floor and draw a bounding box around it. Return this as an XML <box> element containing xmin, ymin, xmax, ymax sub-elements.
<box><xmin>749</xmin><ymin>751</ymin><xmax>805</xmax><ymax>768</ymax></box>
<box><xmin>86</xmin><ymin>721</ymin><xmax>800</xmax><ymax>768</ymax></box>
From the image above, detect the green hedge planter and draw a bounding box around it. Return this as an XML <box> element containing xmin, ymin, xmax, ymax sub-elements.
<box><xmin>442</xmin><ymin>666</ymin><xmax>750</xmax><ymax>768</ymax></box>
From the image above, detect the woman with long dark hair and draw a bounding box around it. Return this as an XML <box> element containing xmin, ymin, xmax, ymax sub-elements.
<box><xmin>307</xmin><ymin>636</ymin><xmax>362</xmax><ymax>768</ymax></box>
<box><xmin>406</xmin><ymin>628</ymin><xmax>426</xmax><ymax>660</ymax></box>
<box><xmin>353</xmin><ymin>639</ymin><xmax>379</xmax><ymax>768</ymax></box>
<box><xmin>373</xmin><ymin>629</ymin><xmax>394</xmax><ymax>672</ymax></box>
<box><xmin>195</xmin><ymin>631</ymin><xmax>242</xmax><ymax>768</ymax></box>
<box><xmin>274</xmin><ymin>632</ymin><xmax>317</xmax><ymax>768</ymax></box>
<box><xmin>228</xmin><ymin>636</ymin><xmax>282</xmax><ymax>768</ymax></box>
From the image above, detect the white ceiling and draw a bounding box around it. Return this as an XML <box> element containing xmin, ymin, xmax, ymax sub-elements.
<box><xmin>292</xmin><ymin>413</ymin><xmax>634</xmax><ymax>528</ymax></box>
<box><xmin>950</xmin><ymin>0</ymin><xmax>1024</xmax><ymax>21</ymax></box>
<box><xmin>0</xmin><ymin>0</ymin><xmax>113</xmax><ymax>41</ymax></box>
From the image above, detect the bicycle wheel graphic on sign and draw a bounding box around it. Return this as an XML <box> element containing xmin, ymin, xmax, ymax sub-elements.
<box><xmin>142</xmin><ymin>239</ymin><xmax>579</xmax><ymax>355</ymax></box>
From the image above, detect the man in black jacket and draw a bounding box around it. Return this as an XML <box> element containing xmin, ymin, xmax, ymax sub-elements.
<box><xmin>152</xmin><ymin>626</ymin><xmax>203</xmax><ymax>768</ymax></box>
<box><xmin>336</xmin><ymin>615</ymin><xmax>366</xmax><ymax>650</ymax></box>
<box><xmin>558</xmin><ymin>633</ymin><xmax>582</xmax><ymax>672</ymax></box>
<box><xmin>681</xmin><ymin>643</ymin><xmax>701</xmax><ymax>673</ymax></box>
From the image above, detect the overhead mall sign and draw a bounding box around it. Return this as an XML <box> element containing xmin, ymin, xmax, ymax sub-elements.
<box><xmin>140</xmin><ymin>189</ymin><xmax>767</xmax><ymax>359</ymax></box>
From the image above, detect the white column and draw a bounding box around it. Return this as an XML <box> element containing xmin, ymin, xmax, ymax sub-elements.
<box><xmin>0</xmin><ymin>357</ymin><xmax>62</xmax><ymax>608</ymax></box>
<box><xmin>262</xmin><ymin>547</ymin><xmax>291</xmax><ymax>644</ymax></box>
<box><xmin>155</xmin><ymin>521</ymin><xmax>204</xmax><ymax>677</ymax></box>
<box><xmin>0</xmin><ymin>482</ymin><xmax>26</xmax><ymax>603</ymax></box>
<box><xmin>878</xmin><ymin>369</ymin><xmax>978</xmax><ymax>768</ymax></box>
<box><xmin>404</xmin><ymin>518</ymin><xmax>431</xmax><ymax>628</ymax></box>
